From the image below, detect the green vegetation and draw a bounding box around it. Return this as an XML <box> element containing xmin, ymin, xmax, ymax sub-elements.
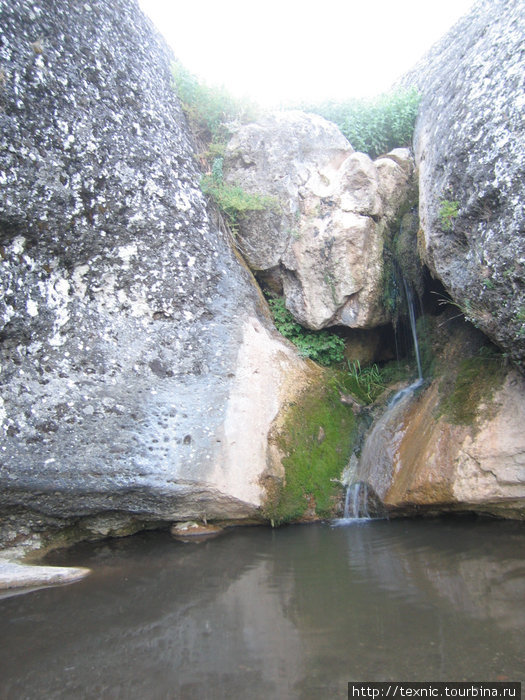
<box><xmin>438</xmin><ymin>199</ymin><xmax>460</xmax><ymax>231</ymax></box>
<box><xmin>439</xmin><ymin>346</ymin><xmax>506</xmax><ymax>425</ymax></box>
<box><xmin>172</xmin><ymin>62</ymin><xmax>276</xmax><ymax>231</ymax></box>
<box><xmin>171</xmin><ymin>60</ymin><xmax>258</xmax><ymax>143</ymax></box>
<box><xmin>345</xmin><ymin>360</ymin><xmax>385</xmax><ymax>403</ymax></box>
<box><xmin>201</xmin><ymin>157</ymin><xmax>278</xmax><ymax>231</ymax></box>
<box><xmin>264</xmin><ymin>373</ymin><xmax>358</xmax><ymax>524</ymax></box>
<box><xmin>267</xmin><ymin>296</ymin><xmax>345</xmax><ymax>366</ymax></box>
<box><xmin>302</xmin><ymin>89</ymin><xmax>420</xmax><ymax>159</ymax></box>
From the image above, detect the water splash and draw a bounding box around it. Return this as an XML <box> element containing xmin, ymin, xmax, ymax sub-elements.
<box><xmin>344</xmin><ymin>481</ymin><xmax>370</xmax><ymax>519</ymax></box>
<box><xmin>333</xmin><ymin>482</ymin><xmax>372</xmax><ymax>526</ymax></box>
<box><xmin>387</xmin><ymin>377</ymin><xmax>424</xmax><ymax>407</ymax></box>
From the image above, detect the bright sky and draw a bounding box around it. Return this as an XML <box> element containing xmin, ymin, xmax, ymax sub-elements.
<box><xmin>138</xmin><ymin>0</ymin><xmax>475</xmax><ymax>106</ymax></box>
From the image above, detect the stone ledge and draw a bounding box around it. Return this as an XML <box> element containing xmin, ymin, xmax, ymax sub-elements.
<box><xmin>0</xmin><ymin>558</ymin><xmax>90</xmax><ymax>592</ymax></box>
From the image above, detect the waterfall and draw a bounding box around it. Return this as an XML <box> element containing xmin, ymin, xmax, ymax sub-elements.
<box><xmin>343</xmin><ymin>481</ymin><xmax>370</xmax><ymax>519</ymax></box>
<box><xmin>333</xmin><ymin>481</ymin><xmax>371</xmax><ymax>524</ymax></box>
<box><xmin>333</xmin><ymin>458</ymin><xmax>372</xmax><ymax>524</ymax></box>
<box><xmin>335</xmin><ymin>278</ymin><xmax>424</xmax><ymax>524</ymax></box>
<box><xmin>403</xmin><ymin>278</ymin><xmax>423</xmax><ymax>381</ymax></box>
<box><xmin>388</xmin><ymin>280</ymin><xmax>424</xmax><ymax>407</ymax></box>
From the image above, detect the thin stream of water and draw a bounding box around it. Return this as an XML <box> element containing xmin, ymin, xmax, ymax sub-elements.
<box><xmin>343</xmin><ymin>278</ymin><xmax>424</xmax><ymax>516</ymax></box>
<box><xmin>403</xmin><ymin>278</ymin><xmax>423</xmax><ymax>381</ymax></box>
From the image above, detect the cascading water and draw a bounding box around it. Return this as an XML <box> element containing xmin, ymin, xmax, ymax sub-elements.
<box><xmin>333</xmin><ymin>458</ymin><xmax>371</xmax><ymax>524</ymax></box>
<box><xmin>333</xmin><ymin>481</ymin><xmax>371</xmax><ymax>524</ymax></box>
<box><xmin>388</xmin><ymin>280</ymin><xmax>424</xmax><ymax>407</ymax></box>
<box><xmin>343</xmin><ymin>481</ymin><xmax>370</xmax><ymax>519</ymax></box>
<box><xmin>404</xmin><ymin>279</ymin><xmax>423</xmax><ymax>381</ymax></box>
<box><xmin>336</xmin><ymin>278</ymin><xmax>424</xmax><ymax>524</ymax></box>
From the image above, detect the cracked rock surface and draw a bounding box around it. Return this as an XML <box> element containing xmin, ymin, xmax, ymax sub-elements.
<box><xmin>224</xmin><ymin>112</ymin><xmax>415</xmax><ymax>330</ymax></box>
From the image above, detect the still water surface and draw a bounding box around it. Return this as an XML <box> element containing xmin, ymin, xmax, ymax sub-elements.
<box><xmin>0</xmin><ymin>518</ymin><xmax>524</xmax><ymax>699</ymax></box>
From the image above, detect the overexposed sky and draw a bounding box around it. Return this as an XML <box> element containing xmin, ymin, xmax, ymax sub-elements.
<box><xmin>138</xmin><ymin>0</ymin><xmax>475</xmax><ymax>106</ymax></box>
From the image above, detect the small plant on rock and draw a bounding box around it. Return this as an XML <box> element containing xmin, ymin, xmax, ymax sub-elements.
<box><xmin>201</xmin><ymin>157</ymin><xmax>278</xmax><ymax>232</ymax></box>
<box><xmin>439</xmin><ymin>199</ymin><xmax>460</xmax><ymax>231</ymax></box>
<box><xmin>346</xmin><ymin>360</ymin><xmax>385</xmax><ymax>403</ymax></box>
<box><xmin>267</xmin><ymin>296</ymin><xmax>345</xmax><ymax>366</ymax></box>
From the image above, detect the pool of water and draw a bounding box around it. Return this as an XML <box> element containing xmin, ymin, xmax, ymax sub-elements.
<box><xmin>0</xmin><ymin>518</ymin><xmax>524</xmax><ymax>699</ymax></box>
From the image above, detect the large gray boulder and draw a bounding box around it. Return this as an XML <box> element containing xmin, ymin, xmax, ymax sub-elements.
<box><xmin>0</xmin><ymin>0</ymin><xmax>312</xmax><ymax>548</ymax></box>
<box><xmin>224</xmin><ymin>113</ymin><xmax>415</xmax><ymax>330</ymax></box>
<box><xmin>405</xmin><ymin>0</ymin><xmax>525</xmax><ymax>367</ymax></box>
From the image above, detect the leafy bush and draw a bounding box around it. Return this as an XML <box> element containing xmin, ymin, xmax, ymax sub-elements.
<box><xmin>267</xmin><ymin>296</ymin><xmax>345</xmax><ymax>366</ymax></box>
<box><xmin>171</xmin><ymin>60</ymin><xmax>258</xmax><ymax>143</ymax></box>
<box><xmin>302</xmin><ymin>89</ymin><xmax>420</xmax><ymax>159</ymax></box>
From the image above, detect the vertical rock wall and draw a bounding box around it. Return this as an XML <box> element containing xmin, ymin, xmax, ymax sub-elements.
<box><xmin>0</xmin><ymin>0</ymin><xmax>312</xmax><ymax>545</ymax></box>
<box><xmin>405</xmin><ymin>0</ymin><xmax>525</xmax><ymax>367</ymax></box>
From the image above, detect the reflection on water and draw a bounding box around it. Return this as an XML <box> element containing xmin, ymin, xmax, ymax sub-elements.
<box><xmin>0</xmin><ymin>519</ymin><xmax>524</xmax><ymax>699</ymax></box>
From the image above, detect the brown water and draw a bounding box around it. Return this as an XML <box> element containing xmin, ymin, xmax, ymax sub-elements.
<box><xmin>0</xmin><ymin>518</ymin><xmax>524</xmax><ymax>699</ymax></box>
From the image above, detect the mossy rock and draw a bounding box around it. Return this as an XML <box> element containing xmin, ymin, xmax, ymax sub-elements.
<box><xmin>415</xmin><ymin>310</ymin><xmax>507</xmax><ymax>427</ymax></box>
<box><xmin>264</xmin><ymin>372</ymin><xmax>359</xmax><ymax>525</ymax></box>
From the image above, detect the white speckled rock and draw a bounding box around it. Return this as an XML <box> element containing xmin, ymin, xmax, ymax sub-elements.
<box><xmin>224</xmin><ymin>114</ymin><xmax>415</xmax><ymax>329</ymax></box>
<box><xmin>0</xmin><ymin>0</ymin><xmax>313</xmax><ymax>547</ymax></box>
<box><xmin>403</xmin><ymin>0</ymin><xmax>525</xmax><ymax>367</ymax></box>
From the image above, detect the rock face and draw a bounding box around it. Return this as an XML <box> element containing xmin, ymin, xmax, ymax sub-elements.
<box><xmin>405</xmin><ymin>0</ymin><xmax>525</xmax><ymax>367</ymax></box>
<box><xmin>0</xmin><ymin>0</ymin><xmax>312</xmax><ymax>548</ymax></box>
<box><xmin>357</xmin><ymin>367</ymin><xmax>525</xmax><ymax>519</ymax></box>
<box><xmin>224</xmin><ymin>113</ymin><xmax>415</xmax><ymax>330</ymax></box>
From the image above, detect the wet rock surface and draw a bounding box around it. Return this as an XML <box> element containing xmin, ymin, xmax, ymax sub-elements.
<box><xmin>357</xmin><ymin>371</ymin><xmax>525</xmax><ymax>519</ymax></box>
<box><xmin>405</xmin><ymin>0</ymin><xmax>525</xmax><ymax>367</ymax></box>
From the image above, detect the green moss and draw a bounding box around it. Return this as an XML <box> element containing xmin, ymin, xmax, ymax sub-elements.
<box><xmin>438</xmin><ymin>199</ymin><xmax>460</xmax><ymax>231</ymax></box>
<box><xmin>264</xmin><ymin>372</ymin><xmax>358</xmax><ymax>524</ymax></box>
<box><xmin>439</xmin><ymin>348</ymin><xmax>506</xmax><ymax>425</ymax></box>
<box><xmin>394</xmin><ymin>210</ymin><xmax>424</xmax><ymax>297</ymax></box>
<box><xmin>415</xmin><ymin>314</ymin><xmax>439</xmax><ymax>379</ymax></box>
<box><xmin>380</xmin><ymin>252</ymin><xmax>403</xmax><ymax>319</ymax></box>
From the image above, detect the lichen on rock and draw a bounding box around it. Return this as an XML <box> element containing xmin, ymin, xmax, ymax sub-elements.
<box><xmin>404</xmin><ymin>0</ymin><xmax>525</xmax><ymax>368</ymax></box>
<box><xmin>0</xmin><ymin>0</ymin><xmax>312</xmax><ymax>551</ymax></box>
